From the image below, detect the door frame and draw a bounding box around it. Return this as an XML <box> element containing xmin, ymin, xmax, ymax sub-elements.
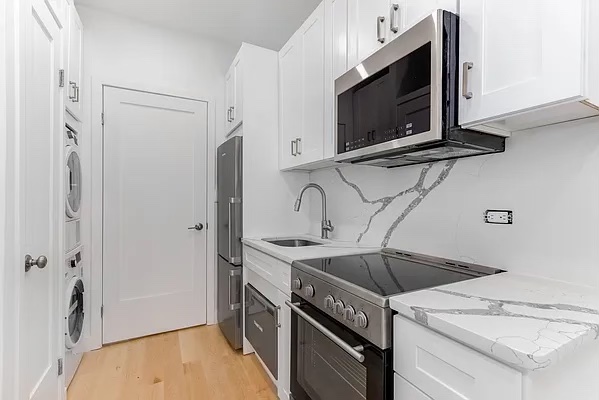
<box><xmin>87</xmin><ymin>78</ymin><xmax>217</xmax><ymax>350</ymax></box>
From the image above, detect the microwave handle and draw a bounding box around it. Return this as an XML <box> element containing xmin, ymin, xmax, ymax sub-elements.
<box><xmin>377</xmin><ymin>16</ymin><xmax>386</xmax><ymax>44</ymax></box>
<box><xmin>285</xmin><ymin>300</ymin><xmax>365</xmax><ymax>363</ymax></box>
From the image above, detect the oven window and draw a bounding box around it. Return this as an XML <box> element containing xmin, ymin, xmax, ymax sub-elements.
<box><xmin>290</xmin><ymin>296</ymin><xmax>391</xmax><ymax>400</ymax></box>
<box><xmin>337</xmin><ymin>42</ymin><xmax>432</xmax><ymax>155</ymax></box>
<box><xmin>297</xmin><ymin>316</ymin><xmax>367</xmax><ymax>400</ymax></box>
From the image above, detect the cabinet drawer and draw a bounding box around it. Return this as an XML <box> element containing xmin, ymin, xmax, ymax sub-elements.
<box><xmin>243</xmin><ymin>247</ymin><xmax>291</xmax><ymax>295</ymax></box>
<box><xmin>395</xmin><ymin>373</ymin><xmax>432</xmax><ymax>400</ymax></box>
<box><xmin>394</xmin><ymin>316</ymin><xmax>522</xmax><ymax>400</ymax></box>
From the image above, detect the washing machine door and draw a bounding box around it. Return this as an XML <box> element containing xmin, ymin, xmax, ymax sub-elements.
<box><xmin>65</xmin><ymin>146</ymin><xmax>82</xmax><ymax>218</ymax></box>
<box><xmin>65</xmin><ymin>277</ymin><xmax>85</xmax><ymax>349</ymax></box>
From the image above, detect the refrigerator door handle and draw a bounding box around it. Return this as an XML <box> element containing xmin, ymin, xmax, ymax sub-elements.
<box><xmin>228</xmin><ymin>269</ymin><xmax>242</xmax><ymax>311</ymax></box>
<box><xmin>228</xmin><ymin>197</ymin><xmax>242</xmax><ymax>264</ymax></box>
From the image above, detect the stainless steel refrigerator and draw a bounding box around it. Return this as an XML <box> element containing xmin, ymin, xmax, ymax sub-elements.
<box><xmin>217</xmin><ymin>136</ymin><xmax>243</xmax><ymax>349</ymax></box>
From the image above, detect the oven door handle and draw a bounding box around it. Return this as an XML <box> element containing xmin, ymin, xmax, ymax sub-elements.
<box><xmin>285</xmin><ymin>301</ymin><xmax>365</xmax><ymax>363</ymax></box>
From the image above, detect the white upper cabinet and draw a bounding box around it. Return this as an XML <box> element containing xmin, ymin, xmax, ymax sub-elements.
<box><xmin>225</xmin><ymin>55</ymin><xmax>243</xmax><ymax>135</ymax></box>
<box><xmin>279</xmin><ymin>2</ymin><xmax>330</xmax><ymax>170</ymax></box>
<box><xmin>65</xmin><ymin>3</ymin><xmax>83</xmax><ymax>120</ymax></box>
<box><xmin>459</xmin><ymin>0</ymin><xmax>599</xmax><ymax>133</ymax></box>
<box><xmin>396</xmin><ymin>0</ymin><xmax>457</xmax><ymax>35</ymax></box>
<box><xmin>279</xmin><ymin>32</ymin><xmax>303</xmax><ymax>170</ymax></box>
<box><xmin>331</xmin><ymin>0</ymin><xmax>349</xmax><ymax>80</ymax></box>
<box><xmin>347</xmin><ymin>0</ymin><xmax>389</xmax><ymax>70</ymax></box>
<box><xmin>299</xmin><ymin>2</ymin><xmax>326</xmax><ymax>165</ymax></box>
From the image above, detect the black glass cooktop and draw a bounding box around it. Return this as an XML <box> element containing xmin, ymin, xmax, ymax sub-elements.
<box><xmin>296</xmin><ymin>252</ymin><xmax>499</xmax><ymax>297</ymax></box>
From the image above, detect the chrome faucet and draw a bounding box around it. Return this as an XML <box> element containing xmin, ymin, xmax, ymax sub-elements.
<box><xmin>294</xmin><ymin>183</ymin><xmax>334</xmax><ymax>239</ymax></box>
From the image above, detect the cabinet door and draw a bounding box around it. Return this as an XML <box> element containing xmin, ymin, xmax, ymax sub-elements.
<box><xmin>224</xmin><ymin>66</ymin><xmax>234</xmax><ymax>134</ymax></box>
<box><xmin>459</xmin><ymin>0</ymin><xmax>584</xmax><ymax>127</ymax></box>
<box><xmin>332</xmin><ymin>0</ymin><xmax>349</xmax><ymax>80</ymax></box>
<box><xmin>397</xmin><ymin>0</ymin><xmax>458</xmax><ymax>34</ymax></box>
<box><xmin>348</xmin><ymin>0</ymin><xmax>389</xmax><ymax>69</ymax></box>
<box><xmin>277</xmin><ymin>291</ymin><xmax>291</xmax><ymax>400</ymax></box>
<box><xmin>66</xmin><ymin>4</ymin><xmax>83</xmax><ymax>120</ymax></box>
<box><xmin>395</xmin><ymin>374</ymin><xmax>432</xmax><ymax>400</ymax></box>
<box><xmin>299</xmin><ymin>2</ymin><xmax>325</xmax><ymax>165</ymax></box>
<box><xmin>279</xmin><ymin>34</ymin><xmax>303</xmax><ymax>170</ymax></box>
<box><xmin>232</xmin><ymin>57</ymin><xmax>243</xmax><ymax>129</ymax></box>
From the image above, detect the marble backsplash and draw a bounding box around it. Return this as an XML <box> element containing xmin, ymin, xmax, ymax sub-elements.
<box><xmin>308</xmin><ymin>117</ymin><xmax>599</xmax><ymax>288</ymax></box>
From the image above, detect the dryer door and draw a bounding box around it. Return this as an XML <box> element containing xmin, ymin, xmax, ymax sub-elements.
<box><xmin>65</xmin><ymin>277</ymin><xmax>85</xmax><ymax>349</ymax></box>
<box><xmin>65</xmin><ymin>146</ymin><xmax>82</xmax><ymax>218</ymax></box>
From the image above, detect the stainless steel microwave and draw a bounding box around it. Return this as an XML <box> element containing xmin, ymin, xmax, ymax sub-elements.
<box><xmin>334</xmin><ymin>10</ymin><xmax>505</xmax><ymax>168</ymax></box>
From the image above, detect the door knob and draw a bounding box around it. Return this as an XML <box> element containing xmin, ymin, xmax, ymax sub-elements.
<box><xmin>25</xmin><ymin>254</ymin><xmax>48</xmax><ymax>272</ymax></box>
<box><xmin>188</xmin><ymin>223</ymin><xmax>204</xmax><ymax>231</ymax></box>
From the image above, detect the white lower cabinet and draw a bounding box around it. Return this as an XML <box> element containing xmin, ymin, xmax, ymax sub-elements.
<box><xmin>395</xmin><ymin>374</ymin><xmax>432</xmax><ymax>400</ymax></box>
<box><xmin>277</xmin><ymin>290</ymin><xmax>291</xmax><ymax>400</ymax></box>
<box><xmin>243</xmin><ymin>247</ymin><xmax>292</xmax><ymax>399</ymax></box>
<box><xmin>394</xmin><ymin>316</ymin><xmax>523</xmax><ymax>400</ymax></box>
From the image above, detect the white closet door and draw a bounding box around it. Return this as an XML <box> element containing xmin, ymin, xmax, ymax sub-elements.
<box><xmin>18</xmin><ymin>0</ymin><xmax>62</xmax><ymax>398</ymax></box>
<box><xmin>103</xmin><ymin>87</ymin><xmax>208</xmax><ymax>343</ymax></box>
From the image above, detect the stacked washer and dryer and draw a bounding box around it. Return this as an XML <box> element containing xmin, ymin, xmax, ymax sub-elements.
<box><xmin>64</xmin><ymin>112</ymin><xmax>85</xmax><ymax>386</ymax></box>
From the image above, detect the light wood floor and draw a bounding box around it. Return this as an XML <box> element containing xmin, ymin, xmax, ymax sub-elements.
<box><xmin>67</xmin><ymin>325</ymin><xmax>278</xmax><ymax>400</ymax></box>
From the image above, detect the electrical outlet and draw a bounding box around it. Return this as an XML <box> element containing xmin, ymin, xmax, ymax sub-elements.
<box><xmin>484</xmin><ymin>210</ymin><xmax>513</xmax><ymax>225</ymax></box>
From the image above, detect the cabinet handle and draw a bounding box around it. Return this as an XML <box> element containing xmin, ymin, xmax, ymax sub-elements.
<box><xmin>68</xmin><ymin>81</ymin><xmax>77</xmax><ymax>101</ymax></box>
<box><xmin>377</xmin><ymin>16</ymin><xmax>386</xmax><ymax>43</ymax></box>
<box><xmin>231</xmin><ymin>106</ymin><xmax>235</xmax><ymax>121</ymax></box>
<box><xmin>74</xmin><ymin>85</ymin><xmax>80</xmax><ymax>103</ymax></box>
<box><xmin>291</xmin><ymin>140</ymin><xmax>297</xmax><ymax>156</ymax></box>
<box><xmin>462</xmin><ymin>62</ymin><xmax>474</xmax><ymax>99</ymax></box>
<box><xmin>226</xmin><ymin>108</ymin><xmax>231</xmax><ymax>122</ymax></box>
<box><xmin>296</xmin><ymin>138</ymin><xmax>302</xmax><ymax>155</ymax></box>
<box><xmin>390</xmin><ymin>4</ymin><xmax>400</xmax><ymax>34</ymax></box>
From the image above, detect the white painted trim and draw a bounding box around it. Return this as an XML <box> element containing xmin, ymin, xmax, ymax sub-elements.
<box><xmin>2</xmin><ymin>0</ymin><xmax>20</xmax><ymax>397</ymax></box>
<box><xmin>87</xmin><ymin>76</ymin><xmax>218</xmax><ymax>350</ymax></box>
<box><xmin>0</xmin><ymin>0</ymin><xmax>8</xmax><ymax>394</ymax></box>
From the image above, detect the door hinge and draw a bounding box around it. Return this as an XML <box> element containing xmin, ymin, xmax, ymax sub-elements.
<box><xmin>58</xmin><ymin>358</ymin><xmax>63</xmax><ymax>376</ymax></box>
<box><xmin>59</xmin><ymin>69</ymin><xmax>65</xmax><ymax>88</ymax></box>
<box><xmin>101</xmin><ymin>113</ymin><xmax>105</xmax><ymax>126</ymax></box>
<box><xmin>101</xmin><ymin>305</ymin><xmax>104</xmax><ymax>318</ymax></box>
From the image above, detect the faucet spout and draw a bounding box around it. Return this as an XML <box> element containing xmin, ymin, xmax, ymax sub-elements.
<box><xmin>294</xmin><ymin>183</ymin><xmax>334</xmax><ymax>239</ymax></box>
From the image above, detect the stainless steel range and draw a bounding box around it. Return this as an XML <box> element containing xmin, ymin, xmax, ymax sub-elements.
<box><xmin>287</xmin><ymin>248</ymin><xmax>502</xmax><ymax>400</ymax></box>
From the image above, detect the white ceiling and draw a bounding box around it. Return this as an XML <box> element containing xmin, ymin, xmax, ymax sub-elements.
<box><xmin>75</xmin><ymin>0</ymin><xmax>321</xmax><ymax>50</ymax></box>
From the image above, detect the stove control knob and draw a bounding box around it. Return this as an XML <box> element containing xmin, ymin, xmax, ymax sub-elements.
<box><xmin>334</xmin><ymin>300</ymin><xmax>345</xmax><ymax>315</ymax></box>
<box><xmin>343</xmin><ymin>306</ymin><xmax>356</xmax><ymax>322</ymax></box>
<box><xmin>354</xmin><ymin>311</ymin><xmax>368</xmax><ymax>329</ymax></box>
<box><xmin>304</xmin><ymin>284</ymin><xmax>315</xmax><ymax>298</ymax></box>
<box><xmin>323</xmin><ymin>295</ymin><xmax>335</xmax><ymax>310</ymax></box>
<box><xmin>292</xmin><ymin>278</ymin><xmax>302</xmax><ymax>290</ymax></box>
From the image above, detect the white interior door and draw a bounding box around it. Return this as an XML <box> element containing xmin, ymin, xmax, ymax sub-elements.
<box><xmin>103</xmin><ymin>87</ymin><xmax>208</xmax><ymax>344</ymax></box>
<box><xmin>18</xmin><ymin>0</ymin><xmax>62</xmax><ymax>398</ymax></box>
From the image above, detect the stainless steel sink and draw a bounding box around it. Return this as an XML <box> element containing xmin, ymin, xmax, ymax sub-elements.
<box><xmin>264</xmin><ymin>238</ymin><xmax>324</xmax><ymax>247</ymax></box>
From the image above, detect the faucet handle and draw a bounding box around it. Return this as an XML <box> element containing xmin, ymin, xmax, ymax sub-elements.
<box><xmin>323</xmin><ymin>220</ymin><xmax>334</xmax><ymax>232</ymax></box>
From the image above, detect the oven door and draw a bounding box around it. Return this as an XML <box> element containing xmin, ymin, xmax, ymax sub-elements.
<box><xmin>288</xmin><ymin>294</ymin><xmax>392</xmax><ymax>400</ymax></box>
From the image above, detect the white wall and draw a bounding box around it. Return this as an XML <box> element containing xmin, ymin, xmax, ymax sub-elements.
<box><xmin>78</xmin><ymin>5</ymin><xmax>238</xmax><ymax>348</ymax></box>
<box><xmin>309</xmin><ymin>117</ymin><xmax>599</xmax><ymax>289</ymax></box>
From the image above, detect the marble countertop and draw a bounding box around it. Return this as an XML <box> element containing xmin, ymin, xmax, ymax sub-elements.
<box><xmin>241</xmin><ymin>234</ymin><xmax>379</xmax><ymax>264</ymax></box>
<box><xmin>389</xmin><ymin>273</ymin><xmax>599</xmax><ymax>371</ymax></box>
